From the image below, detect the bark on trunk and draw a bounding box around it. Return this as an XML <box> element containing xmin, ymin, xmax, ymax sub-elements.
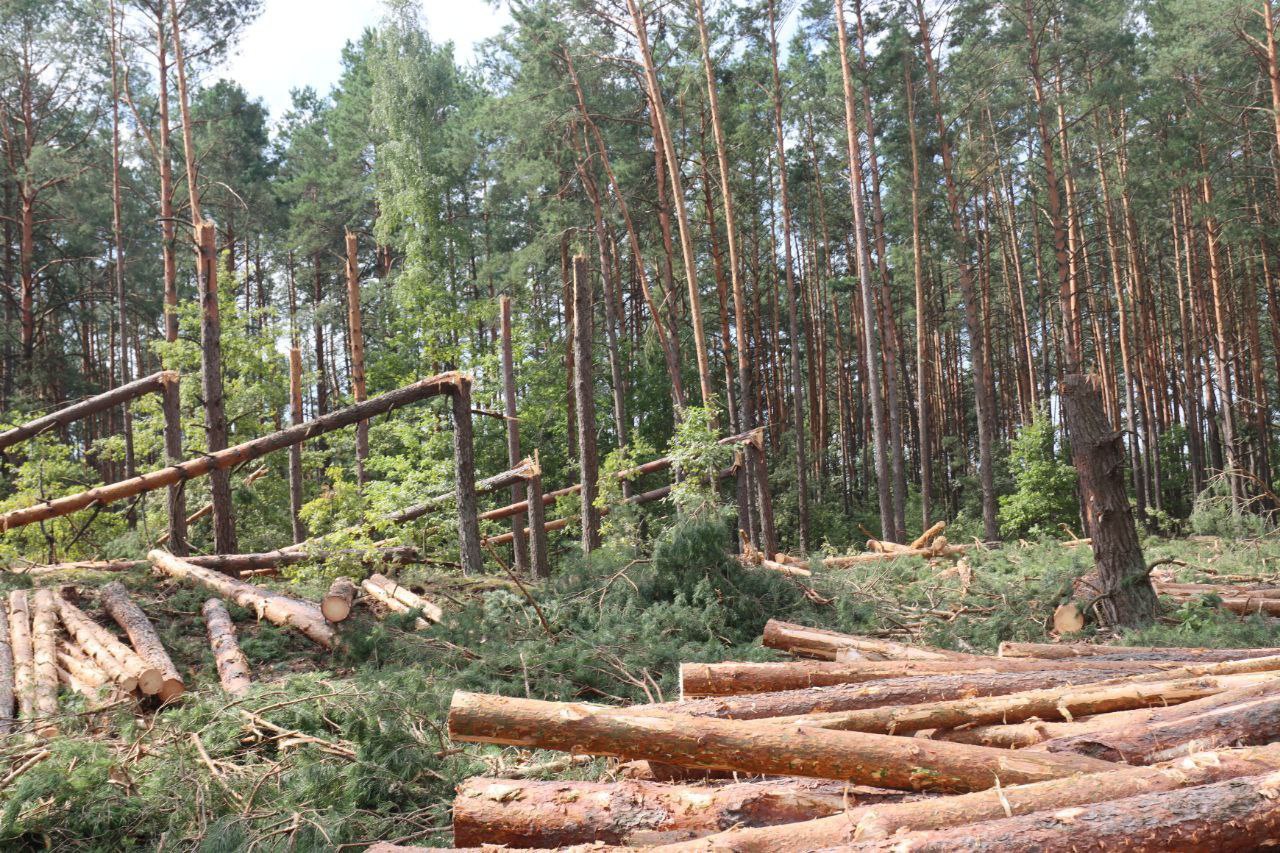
<box><xmin>99</xmin><ymin>581</ymin><xmax>184</xmax><ymax>701</ymax></box>
<box><xmin>345</xmin><ymin>230</ymin><xmax>369</xmax><ymax>485</ymax></box>
<box><xmin>454</xmin><ymin>777</ymin><xmax>858</xmax><ymax>848</ymax></box>
<box><xmin>197</xmin><ymin>222</ymin><xmax>236</xmax><ymax>555</ymax></box>
<box><xmin>762</xmin><ymin>620</ymin><xmax>973</xmax><ymax>662</ymax></box>
<box><xmin>0</xmin><ymin>600</ymin><xmax>12</xmax><ymax>733</ymax></box>
<box><xmin>998</xmin><ymin>642</ymin><xmax>1279</xmax><ymax>661</ymax></box>
<box><xmin>660</xmin><ymin>745</ymin><xmax>1280</xmax><ymax>852</ymax></box>
<box><xmin>55</xmin><ymin>595</ymin><xmax>157</xmax><ymax>694</ymax></box>
<box><xmin>321</xmin><ymin>577</ymin><xmax>356</xmax><ymax>622</ymax></box>
<box><xmin>202</xmin><ymin>598</ymin><xmax>251</xmax><ymax>698</ymax></box>
<box><xmin>0</xmin><ymin>373</ymin><xmax>466</xmax><ymax>530</ymax></box>
<box><xmin>448</xmin><ymin>692</ymin><xmax>1115</xmax><ymax>793</ymax></box>
<box><xmin>450</xmin><ymin>376</ymin><xmax>484</xmax><ymax>576</ymax></box>
<box><xmin>1061</xmin><ymin>373</ymin><xmax>1159</xmax><ymax>627</ymax></box>
<box><xmin>498</xmin><ymin>295</ymin><xmax>530</xmax><ymax>573</ymax></box>
<box><xmin>149</xmin><ymin>550</ymin><xmax>336</xmax><ymax>649</ymax></box>
<box><xmin>0</xmin><ymin>371</ymin><xmax>175</xmax><ymax>452</ymax></box>
<box><xmin>7</xmin><ymin>591</ymin><xmax>34</xmax><ymax>721</ymax></box>
<box><xmin>363</xmin><ymin>573</ymin><xmax>443</xmax><ymax>624</ymax></box>
<box><xmin>571</xmin><ymin>255</ymin><xmax>601</xmax><ymax>553</ymax></box>
<box><xmin>30</xmin><ymin>589</ymin><xmax>58</xmax><ymax>734</ymax></box>
<box><xmin>846</xmin><ymin>771</ymin><xmax>1280</xmax><ymax>852</ymax></box>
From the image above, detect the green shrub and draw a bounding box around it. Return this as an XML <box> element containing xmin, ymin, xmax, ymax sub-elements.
<box><xmin>998</xmin><ymin>409</ymin><xmax>1079</xmax><ymax>540</ymax></box>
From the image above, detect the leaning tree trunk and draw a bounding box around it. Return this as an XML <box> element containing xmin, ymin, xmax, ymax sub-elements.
<box><xmin>1061</xmin><ymin>373</ymin><xmax>1159</xmax><ymax>627</ymax></box>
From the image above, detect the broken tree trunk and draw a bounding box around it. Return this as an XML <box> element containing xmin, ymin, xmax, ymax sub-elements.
<box><xmin>658</xmin><ymin>668</ymin><xmax>1150</xmax><ymax>721</ymax></box>
<box><xmin>450</xmin><ymin>376</ymin><xmax>484</xmax><ymax>576</ymax></box>
<box><xmin>447</xmin><ymin>692</ymin><xmax>1116</xmax><ymax>793</ymax></box>
<box><xmin>387</xmin><ymin>458</ymin><xmax>536</xmax><ymax>526</ymax></box>
<box><xmin>0</xmin><ymin>370</ymin><xmax>176</xmax><ymax>453</ymax></box>
<box><xmin>345</xmin><ymin>229</ymin><xmax>369</xmax><ymax>485</ymax></box>
<box><xmin>202</xmin><ymin>598</ymin><xmax>251</xmax><ymax>697</ymax></box>
<box><xmin>761</xmin><ymin>619</ymin><xmax>974</xmax><ymax>662</ymax></box>
<box><xmin>453</xmin><ymin>777</ymin><xmax>858</xmax><ymax>848</ymax></box>
<box><xmin>99</xmin><ymin>582</ymin><xmax>184</xmax><ymax>701</ymax></box>
<box><xmin>527</xmin><ymin>455</ymin><xmax>550</xmax><ymax>579</ymax></box>
<box><xmin>0</xmin><ymin>600</ymin><xmax>12</xmax><ymax>734</ymax></box>
<box><xmin>360</xmin><ymin>574</ymin><xmax>441</xmax><ymax>628</ymax></box>
<box><xmin>55</xmin><ymin>596</ymin><xmax>156</xmax><ymax>694</ymax></box>
<box><xmin>679</xmin><ymin>657</ymin><xmax>1187</xmax><ymax>698</ymax></box>
<box><xmin>20</xmin><ymin>546</ymin><xmax>423</xmax><ymax>576</ymax></box>
<box><xmin>846</xmin><ymin>771</ymin><xmax>1280</xmax><ymax>852</ymax></box>
<box><xmin>910</xmin><ymin>520</ymin><xmax>947</xmax><ymax>549</ymax></box>
<box><xmin>1061</xmin><ymin>373</ymin><xmax>1159</xmax><ymax>627</ymax></box>
<box><xmin>197</xmin><ymin>221</ymin><xmax>236</xmax><ymax>555</ymax></box>
<box><xmin>321</xmin><ymin>577</ymin><xmax>356</xmax><ymax>622</ymax></box>
<box><xmin>149</xmin><ymin>550</ymin><xmax>336</xmax><ymax>649</ymax></box>
<box><xmin>998</xmin><ymin>641</ymin><xmax>1280</xmax><ymax>661</ymax></box>
<box><xmin>0</xmin><ymin>372</ymin><xmax>467</xmax><ymax>531</ymax></box>
<box><xmin>8</xmin><ymin>591</ymin><xmax>35</xmax><ymax>720</ymax></box>
<box><xmin>30</xmin><ymin>590</ymin><xmax>59</xmax><ymax>734</ymax></box>
<box><xmin>499</xmin><ymin>294</ymin><xmax>530</xmax><ymax>574</ymax></box>
<box><xmin>661</xmin><ymin>744</ymin><xmax>1280</xmax><ymax>852</ymax></box>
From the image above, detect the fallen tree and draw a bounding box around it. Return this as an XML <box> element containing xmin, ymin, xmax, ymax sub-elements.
<box><xmin>0</xmin><ymin>370</ymin><xmax>176</xmax><ymax>453</ymax></box>
<box><xmin>447</xmin><ymin>691</ymin><xmax>1116</xmax><ymax>793</ymax></box>
<box><xmin>453</xmin><ymin>777</ymin><xmax>858</xmax><ymax>848</ymax></box>
<box><xmin>655</xmin><ymin>744</ymin><xmax>1280</xmax><ymax>851</ymax></box>
<box><xmin>0</xmin><ymin>372</ymin><xmax>468</xmax><ymax>532</ymax></box>
<box><xmin>99</xmin><ymin>582</ymin><xmax>184</xmax><ymax>701</ymax></box>
<box><xmin>149</xmin><ymin>550</ymin><xmax>336</xmax><ymax>649</ymax></box>
<box><xmin>8</xmin><ymin>546</ymin><xmax>424</xmax><ymax>576</ymax></box>
<box><xmin>203</xmin><ymin>598</ymin><xmax>251</xmax><ymax>697</ymax></box>
<box><xmin>154</xmin><ymin>465</ymin><xmax>268</xmax><ymax>546</ymax></box>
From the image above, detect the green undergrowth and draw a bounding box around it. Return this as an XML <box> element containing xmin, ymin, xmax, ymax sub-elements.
<box><xmin>4</xmin><ymin>529</ymin><xmax>1280</xmax><ymax>849</ymax></box>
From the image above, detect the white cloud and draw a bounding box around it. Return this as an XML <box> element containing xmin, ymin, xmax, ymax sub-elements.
<box><xmin>217</xmin><ymin>0</ymin><xmax>511</xmax><ymax>118</ymax></box>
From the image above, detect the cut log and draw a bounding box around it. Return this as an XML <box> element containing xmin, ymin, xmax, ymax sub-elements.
<box><xmin>762</xmin><ymin>620</ymin><xmax>976</xmax><ymax>662</ymax></box>
<box><xmin>909</xmin><ymin>521</ymin><xmax>947</xmax><ymax>549</ymax></box>
<box><xmin>1156</xmin><ymin>581</ymin><xmax>1280</xmax><ymax>598</ymax></box>
<box><xmin>0</xmin><ymin>372</ymin><xmax>466</xmax><ymax>531</ymax></box>
<box><xmin>678</xmin><ymin>657</ymin><xmax>1189</xmax><ymax>698</ymax></box>
<box><xmin>58</xmin><ymin>642</ymin><xmax>111</xmax><ymax>692</ymax></box>
<box><xmin>8</xmin><ymin>591</ymin><xmax>35</xmax><ymax>721</ymax></box>
<box><xmin>359</xmin><ymin>575</ymin><xmax>439</xmax><ymax>629</ymax></box>
<box><xmin>1051</xmin><ymin>602</ymin><xmax>1084</xmax><ymax>634</ymax></box>
<box><xmin>0</xmin><ymin>370</ymin><xmax>175</xmax><ymax>453</ymax></box>
<box><xmin>453</xmin><ymin>777</ymin><xmax>864</xmax><ymax>847</ymax></box>
<box><xmin>845</xmin><ymin>770</ymin><xmax>1280</xmax><ymax>852</ymax></box>
<box><xmin>321</xmin><ymin>577</ymin><xmax>357</xmax><ymax>622</ymax></box>
<box><xmin>98</xmin><ymin>582</ymin><xmax>184</xmax><ymax>701</ymax></box>
<box><xmin>149</xmin><ymin>550</ymin><xmax>336</xmax><ymax>649</ymax></box>
<box><xmin>658</xmin><ymin>668</ymin><xmax>1151</xmax><ymax>721</ymax></box>
<box><xmin>202</xmin><ymin>598</ymin><xmax>251</xmax><ymax>698</ymax></box>
<box><xmin>659</xmin><ymin>744</ymin><xmax>1280</xmax><ymax>852</ymax></box>
<box><xmin>998</xmin><ymin>641</ymin><xmax>1280</xmax><ymax>661</ymax></box>
<box><xmin>30</xmin><ymin>590</ymin><xmax>59</xmax><ymax>733</ymax></box>
<box><xmin>10</xmin><ymin>546</ymin><xmax>424</xmax><ymax>576</ymax></box>
<box><xmin>447</xmin><ymin>692</ymin><xmax>1116</xmax><ymax>794</ymax></box>
<box><xmin>0</xmin><ymin>599</ymin><xmax>12</xmax><ymax>734</ymax></box>
<box><xmin>767</xmin><ymin>671</ymin><xmax>1273</xmax><ymax>734</ymax></box>
<box><xmin>55</xmin><ymin>596</ymin><xmax>156</xmax><ymax>694</ymax></box>
<box><xmin>1042</xmin><ymin>689</ymin><xmax>1280</xmax><ymax>764</ymax></box>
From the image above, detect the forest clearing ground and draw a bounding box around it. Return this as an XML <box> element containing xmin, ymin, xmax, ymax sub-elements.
<box><xmin>3</xmin><ymin>530</ymin><xmax>1280</xmax><ymax>849</ymax></box>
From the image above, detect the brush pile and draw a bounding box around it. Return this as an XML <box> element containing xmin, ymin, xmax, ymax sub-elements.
<box><xmin>434</xmin><ymin>615</ymin><xmax>1280</xmax><ymax>851</ymax></box>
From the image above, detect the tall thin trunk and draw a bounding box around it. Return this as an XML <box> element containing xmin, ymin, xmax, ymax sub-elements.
<box><xmin>572</xmin><ymin>255</ymin><xmax>601</xmax><ymax>552</ymax></box>
<box><xmin>287</xmin><ymin>255</ymin><xmax>306</xmax><ymax>544</ymax></box>
<box><xmin>905</xmin><ymin>60</ymin><xmax>933</xmax><ymax>530</ymax></box>
<box><xmin>345</xmin><ymin>230</ymin><xmax>369</xmax><ymax>485</ymax></box>
<box><xmin>499</xmin><ymin>295</ymin><xmax>530</xmax><ymax>574</ymax></box>
<box><xmin>197</xmin><ymin>222</ymin><xmax>235</xmax><ymax>555</ymax></box>
<box><xmin>107</xmin><ymin>0</ymin><xmax>134</xmax><ymax>488</ymax></box>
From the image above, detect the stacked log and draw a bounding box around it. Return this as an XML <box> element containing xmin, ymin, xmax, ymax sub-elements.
<box><xmin>321</xmin><ymin>577</ymin><xmax>357</xmax><ymax>622</ymax></box>
<box><xmin>99</xmin><ymin>582</ymin><xmax>184</xmax><ymax>701</ymax></box>
<box><xmin>203</xmin><ymin>598</ymin><xmax>251</xmax><ymax>697</ymax></box>
<box><xmin>360</xmin><ymin>573</ymin><xmax>443</xmax><ymax>628</ymax></box>
<box><xmin>441</xmin><ymin>619</ymin><xmax>1280</xmax><ymax>851</ymax></box>
<box><xmin>0</xmin><ymin>599</ymin><xmax>12</xmax><ymax>733</ymax></box>
<box><xmin>8</xmin><ymin>591</ymin><xmax>35</xmax><ymax>722</ymax></box>
<box><xmin>55</xmin><ymin>596</ymin><xmax>159</xmax><ymax>694</ymax></box>
<box><xmin>29</xmin><ymin>590</ymin><xmax>59</xmax><ymax>734</ymax></box>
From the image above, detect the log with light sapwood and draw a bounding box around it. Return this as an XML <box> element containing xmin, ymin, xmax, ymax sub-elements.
<box><xmin>909</xmin><ymin>520</ymin><xmax>947</xmax><ymax>549</ymax></box>
<box><xmin>447</xmin><ymin>692</ymin><xmax>1116</xmax><ymax>793</ymax></box>
<box><xmin>202</xmin><ymin>598</ymin><xmax>251</xmax><ymax>698</ymax></box>
<box><xmin>658</xmin><ymin>668</ymin><xmax>1153</xmax><ymax>721</ymax></box>
<box><xmin>0</xmin><ymin>370</ymin><xmax>176</xmax><ymax>453</ymax></box>
<box><xmin>30</xmin><ymin>590</ymin><xmax>59</xmax><ymax>732</ymax></box>
<box><xmin>365</xmin><ymin>573</ymin><xmax>443</xmax><ymax>622</ymax></box>
<box><xmin>679</xmin><ymin>657</ymin><xmax>1187</xmax><ymax>698</ymax></box>
<box><xmin>58</xmin><ymin>642</ymin><xmax>111</xmax><ymax>692</ymax></box>
<box><xmin>767</xmin><ymin>671</ymin><xmax>1272</xmax><ymax>735</ymax></box>
<box><xmin>98</xmin><ymin>582</ymin><xmax>184</xmax><ymax>701</ymax></box>
<box><xmin>14</xmin><ymin>546</ymin><xmax>422</xmax><ymax>576</ymax></box>
<box><xmin>761</xmin><ymin>619</ymin><xmax>974</xmax><ymax>661</ymax></box>
<box><xmin>8</xmin><ymin>591</ymin><xmax>35</xmax><ymax>721</ymax></box>
<box><xmin>998</xmin><ymin>641</ymin><xmax>1280</xmax><ymax>661</ymax></box>
<box><xmin>657</xmin><ymin>744</ymin><xmax>1280</xmax><ymax>852</ymax></box>
<box><xmin>321</xmin><ymin>577</ymin><xmax>356</xmax><ymax>622</ymax></box>
<box><xmin>1156</xmin><ymin>581</ymin><xmax>1280</xmax><ymax>598</ymax></box>
<box><xmin>0</xmin><ymin>600</ymin><xmax>12</xmax><ymax>734</ymax></box>
<box><xmin>388</xmin><ymin>458</ymin><xmax>537</xmax><ymax>526</ymax></box>
<box><xmin>1042</xmin><ymin>690</ymin><xmax>1280</xmax><ymax>765</ymax></box>
<box><xmin>453</xmin><ymin>777</ymin><xmax>862</xmax><ymax>848</ymax></box>
<box><xmin>845</xmin><ymin>770</ymin><xmax>1280</xmax><ymax>852</ymax></box>
<box><xmin>359</xmin><ymin>576</ymin><xmax>437</xmax><ymax>629</ymax></box>
<box><xmin>0</xmin><ymin>372</ymin><xmax>466</xmax><ymax>531</ymax></box>
<box><xmin>754</xmin><ymin>557</ymin><xmax>811</xmax><ymax>577</ymax></box>
<box><xmin>1191</xmin><ymin>595</ymin><xmax>1280</xmax><ymax>616</ymax></box>
<box><xmin>55</xmin><ymin>596</ymin><xmax>156</xmax><ymax>694</ymax></box>
<box><xmin>149</xmin><ymin>550</ymin><xmax>336</xmax><ymax>649</ymax></box>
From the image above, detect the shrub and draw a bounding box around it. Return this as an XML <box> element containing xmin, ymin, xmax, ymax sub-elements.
<box><xmin>998</xmin><ymin>409</ymin><xmax>1079</xmax><ymax>539</ymax></box>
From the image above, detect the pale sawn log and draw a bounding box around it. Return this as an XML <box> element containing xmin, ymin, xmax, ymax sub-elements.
<box><xmin>8</xmin><ymin>591</ymin><xmax>35</xmax><ymax>720</ymax></box>
<box><xmin>447</xmin><ymin>691</ymin><xmax>1116</xmax><ymax>794</ymax></box>
<box><xmin>202</xmin><ymin>598</ymin><xmax>251</xmax><ymax>698</ymax></box>
<box><xmin>0</xmin><ymin>599</ymin><xmax>13</xmax><ymax>734</ymax></box>
<box><xmin>321</xmin><ymin>577</ymin><xmax>356</xmax><ymax>622</ymax></box>
<box><xmin>761</xmin><ymin>619</ymin><xmax>975</xmax><ymax>662</ymax></box>
<box><xmin>364</xmin><ymin>573</ymin><xmax>443</xmax><ymax>623</ymax></box>
<box><xmin>0</xmin><ymin>372</ymin><xmax>466</xmax><ymax>531</ymax></box>
<box><xmin>30</xmin><ymin>589</ymin><xmax>59</xmax><ymax>733</ymax></box>
<box><xmin>149</xmin><ymin>550</ymin><xmax>336</xmax><ymax>649</ymax></box>
<box><xmin>998</xmin><ymin>641</ymin><xmax>1280</xmax><ymax>661</ymax></box>
<box><xmin>55</xmin><ymin>595</ymin><xmax>156</xmax><ymax>693</ymax></box>
<box><xmin>99</xmin><ymin>581</ymin><xmax>184</xmax><ymax>701</ymax></box>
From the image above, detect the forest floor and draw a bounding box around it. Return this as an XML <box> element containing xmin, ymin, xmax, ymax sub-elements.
<box><xmin>3</xmin><ymin>527</ymin><xmax>1280</xmax><ymax>850</ymax></box>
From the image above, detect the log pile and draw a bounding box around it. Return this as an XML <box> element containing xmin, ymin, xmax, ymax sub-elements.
<box><xmin>439</xmin><ymin>619</ymin><xmax>1280</xmax><ymax>850</ymax></box>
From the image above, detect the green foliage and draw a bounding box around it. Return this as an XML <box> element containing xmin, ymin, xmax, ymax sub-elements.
<box><xmin>667</xmin><ymin>405</ymin><xmax>734</xmax><ymax>519</ymax></box>
<box><xmin>998</xmin><ymin>410</ymin><xmax>1079</xmax><ymax>540</ymax></box>
<box><xmin>1189</xmin><ymin>480</ymin><xmax>1273</xmax><ymax>539</ymax></box>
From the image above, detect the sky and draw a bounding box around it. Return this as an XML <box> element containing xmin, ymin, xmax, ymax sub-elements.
<box><xmin>218</xmin><ymin>0</ymin><xmax>511</xmax><ymax>119</ymax></box>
